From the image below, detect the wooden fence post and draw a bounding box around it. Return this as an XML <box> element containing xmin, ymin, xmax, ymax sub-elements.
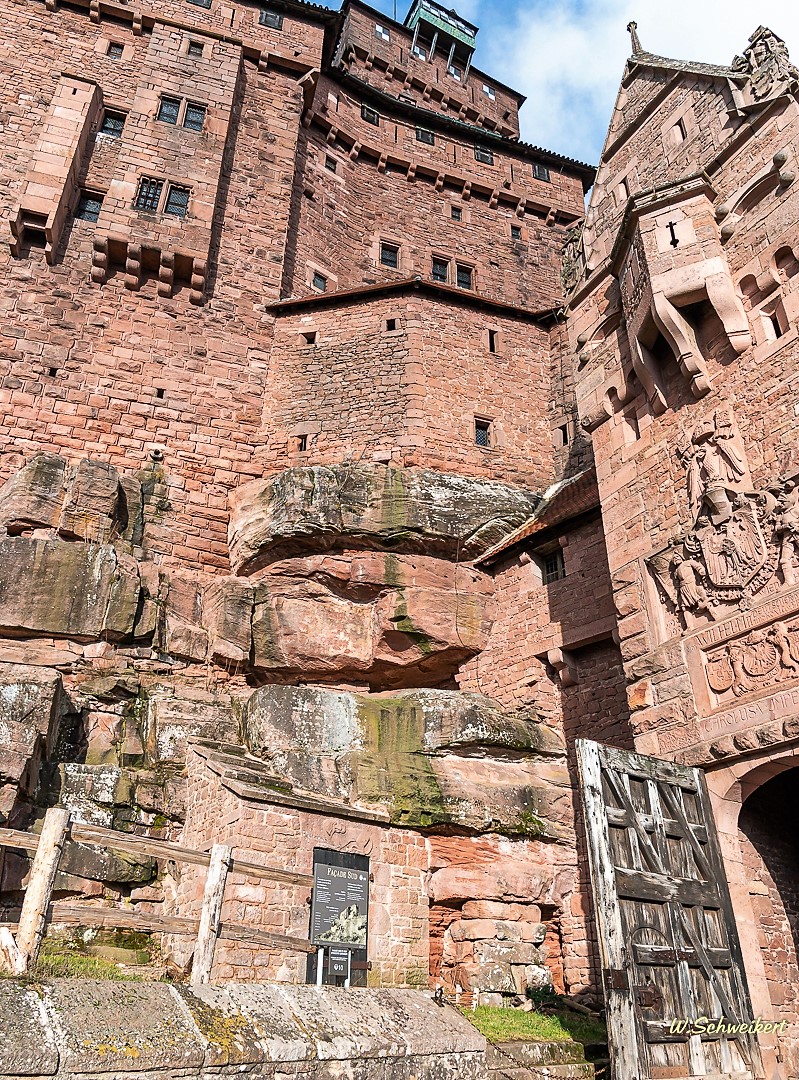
<box><xmin>16</xmin><ymin>807</ymin><xmax>70</xmax><ymax>970</ymax></box>
<box><xmin>192</xmin><ymin>843</ymin><xmax>232</xmax><ymax>986</ymax></box>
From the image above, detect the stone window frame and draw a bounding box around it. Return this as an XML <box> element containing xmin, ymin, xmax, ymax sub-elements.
<box><xmin>485</xmin><ymin>327</ymin><xmax>502</xmax><ymax>355</ymax></box>
<box><xmin>133</xmin><ymin>176</ymin><xmax>192</xmax><ymax>217</ymax></box>
<box><xmin>473</xmin><ymin>414</ymin><xmax>494</xmax><ymax>449</ymax></box>
<box><xmin>660</xmin><ymin>102</ymin><xmax>699</xmax><ymax>157</ymax></box>
<box><xmin>259</xmin><ymin>7</ymin><xmax>283</xmax><ymax>29</ymax></box>
<box><xmin>481</xmin><ymin>82</ymin><xmax>496</xmax><ymax>100</ymax></box>
<box><xmin>106</xmin><ymin>41</ymin><xmax>124</xmax><ymax>59</ymax></box>
<box><xmin>608</xmin><ymin>160</ymin><xmax>639</xmax><ymax>208</ymax></box>
<box><xmin>74</xmin><ymin>189</ymin><xmax>105</xmax><ymax>223</ymax></box>
<box><xmin>306</xmin><ymin>260</ymin><xmax>336</xmax><ymax>294</ymax></box>
<box><xmin>510</xmin><ymin>222</ymin><xmax>524</xmax><ymax>242</ymax></box>
<box><xmin>374</xmin><ymin>23</ymin><xmax>390</xmax><ymax>42</ymax></box>
<box><xmin>99</xmin><ymin>109</ymin><xmax>127</xmax><ymax>138</ymax></box>
<box><xmin>382</xmin><ymin>313</ymin><xmax>403</xmax><ymax>336</ymax></box>
<box><xmin>416</xmin><ymin>127</ymin><xmax>435</xmax><ymax>146</ymax></box>
<box><xmin>361</xmin><ymin>104</ymin><xmax>380</xmax><ymax>126</ymax></box>
<box><xmin>532</xmin><ymin>162</ymin><xmax>551</xmax><ymax>183</ymax></box>
<box><xmin>455</xmin><ymin>261</ymin><xmax>475</xmax><ymax>290</ymax></box>
<box><xmin>474</xmin><ymin>145</ymin><xmax>494</xmax><ymax>165</ymax></box>
<box><xmin>534</xmin><ymin>541</ymin><xmax>566</xmax><ymax>585</ymax></box>
<box><xmin>157</xmin><ymin>95</ymin><xmax>208</xmax><ymax>132</ymax></box>
<box><xmin>186</xmin><ymin>40</ymin><xmax>205</xmax><ymax>58</ymax></box>
<box><xmin>379</xmin><ymin>240</ymin><xmax>400</xmax><ymax>270</ymax></box>
<box><xmin>372</xmin><ymin>234</ymin><xmax>406</xmax><ymax>273</ymax></box>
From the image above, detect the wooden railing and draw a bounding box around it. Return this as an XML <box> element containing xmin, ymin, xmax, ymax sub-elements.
<box><xmin>0</xmin><ymin>808</ymin><xmax>316</xmax><ymax>983</ymax></box>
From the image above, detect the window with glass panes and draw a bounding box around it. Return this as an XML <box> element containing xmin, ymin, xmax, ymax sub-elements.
<box><xmin>75</xmin><ymin>192</ymin><xmax>102</xmax><ymax>222</ymax></box>
<box><xmin>432</xmin><ymin>258</ymin><xmax>448</xmax><ymax>283</ymax></box>
<box><xmin>456</xmin><ymin>264</ymin><xmax>473</xmax><ymax>289</ymax></box>
<box><xmin>135</xmin><ymin>178</ymin><xmax>164</xmax><ymax>212</ymax></box>
<box><xmin>164</xmin><ymin>185</ymin><xmax>190</xmax><ymax>217</ymax></box>
<box><xmin>100</xmin><ymin>111</ymin><xmax>125</xmax><ymax>137</ymax></box>
<box><xmin>259</xmin><ymin>8</ymin><xmax>283</xmax><ymax>27</ymax></box>
<box><xmin>157</xmin><ymin>97</ymin><xmax>181</xmax><ymax>124</ymax></box>
<box><xmin>183</xmin><ymin>102</ymin><xmax>206</xmax><ymax>131</ymax></box>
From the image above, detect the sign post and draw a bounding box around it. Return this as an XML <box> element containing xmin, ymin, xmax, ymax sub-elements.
<box><xmin>310</xmin><ymin>851</ymin><xmax>369</xmax><ymax>985</ymax></box>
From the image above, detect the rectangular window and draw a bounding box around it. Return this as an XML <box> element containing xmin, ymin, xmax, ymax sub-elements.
<box><xmin>135</xmin><ymin>177</ymin><xmax>164</xmax><ymax>212</ymax></box>
<box><xmin>532</xmin><ymin>162</ymin><xmax>551</xmax><ymax>182</ymax></box>
<box><xmin>164</xmin><ymin>184</ymin><xmax>190</xmax><ymax>217</ymax></box>
<box><xmin>187</xmin><ymin>40</ymin><xmax>204</xmax><ymax>57</ymax></box>
<box><xmin>259</xmin><ymin>7</ymin><xmax>283</xmax><ymax>28</ymax></box>
<box><xmin>312</xmin><ymin>270</ymin><xmax>327</xmax><ymax>292</ymax></box>
<box><xmin>297</xmin><ymin>435</ymin><xmax>308</xmax><ymax>452</ymax></box>
<box><xmin>456</xmin><ymin>263</ymin><xmax>473</xmax><ymax>289</ymax></box>
<box><xmin>543</xmin><ymin>549</ymin><xmax>566</xmax><ymax>584</ymax></box>
<box><xmin>374</xmin><ymin>23</ymin><xmax>390</xmax><ymax>41</ymax></box>
<box><xmin>447</xmin><ymin>64</ymin><xmax>462</xmax><ymax>81</ymax></box>
<box><xmin>482</xmin><ymin>83</ymin><xmax>495</xmax><ymax>99</ymax></box>
<box><xmin>100</xmin><ymin>110</ymin><xmax>125</xmax><ymax>137</ymax></box>
<box><xmin>432</xmin><ymin>257</ymin><xmax>449</xmax><ymax>283</ymax></box>
<box><xmin>451</xmin><ymin>206</ymin><xmax>462</xmax><ymax>221</ymax></box>
<box><xmin>412</xmin><ymin>44</ymin><xmax>427</xmax><ymax>60</ymax></box>
<box><xmin>416</xmin><ymin>127</ymin><xmax>434</xmax><ymax>145</ymax></box>
<box><xmin>324</xmin><ymin>155</ymin><xmax>337</xmax><ymax>172</ymax></box>
<box><xmin>183</xmin><ymin>102</ymin><xmax>207</xmax><ymax>131</ymax></box>
<box><xmin>107</xmin><ymin>42</ymin><xmax>124</xmax><ymax>59</ymax></box>
<box><xmin>474</xmin><ymin>146</ymin><xmax>494</xmax><ymax>165</ymax></box>
<box><xmin>474</xmin><ymin>418</ymin><xmax>491</xmax><ymax>447</ymax></box>
<box><xmin>361</xmin><ymin>105</ymin><xmax>380</xmax><ymax>126</ymax></box>
<box><xmin>188</xmin><ymin>0</ymin><xmax>211</xmax><ymax>8</ymax></box>
<box><xmin>157</xmin><ymin>97</ymin><xmax>181</xmax><ymax>125</ymax></box>
<box><xmin>488</xmin><ymin>328</ymin><xmax>497</xmax><ymax>353</ymax></box>
<box><xmin>380</xmin><ymin>242</ymin><xmax>399</xmax><ymax>269</ymax></box>
<box><xmin>75</xmin><ymin>191</ymin><xmax>103</xmax><ymax>222</ymax></box>
<box><xmin>511</xmin><ymin>224</ymin><xmax>522</xmax><ymax>240</ymax></box>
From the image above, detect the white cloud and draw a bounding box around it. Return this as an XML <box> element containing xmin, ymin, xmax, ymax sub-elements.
<box><xmin>478</xmin><ymin>0</ymin><xmax>799</xmax><ymax>163</ymax></box>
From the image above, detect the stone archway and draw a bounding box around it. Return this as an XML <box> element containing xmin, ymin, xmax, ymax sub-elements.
<box><xmin>738</xmin><ymin>767</ymin><xmax>799</xmax><ymax>1073</ymax></box>
<box><xmin>707</xmin><ymin>752</ymin><xmax>799</xmax><ymax>1080</ymax></box>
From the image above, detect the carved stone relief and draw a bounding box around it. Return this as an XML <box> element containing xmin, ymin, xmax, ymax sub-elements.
<box><xmin>648</xmin><ymin>407</ymin><xmax>798</xmax><ymax>633</ymax></box>
<box><xmin>732</xmin><ymin>26</ymin><xmax>799</xmax><ymax>103</ymax></box>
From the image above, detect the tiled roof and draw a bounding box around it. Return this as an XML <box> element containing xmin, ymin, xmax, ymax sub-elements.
<box><xmin>626</xmin><ymin>51</ymin><xmax>746</xmax><ymax>83</ymax></box>
<box><xmin>477</xmin><ymin>467</ymin><xmax>600</xmax><ymax>564</ymax></box>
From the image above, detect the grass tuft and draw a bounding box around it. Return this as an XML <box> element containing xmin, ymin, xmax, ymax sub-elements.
<box><xmin>463</xmin><ymin>1005</ymin><xmax>606</xmax><ymax>1046</ymax></box>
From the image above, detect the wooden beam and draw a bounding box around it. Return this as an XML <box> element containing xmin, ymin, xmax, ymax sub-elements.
<box><xmin>192</xmin><ymin>843</ymin><xmax>232</xmax><ymax>986</ymax></box>
<box><xmin>16</xmin><ymin>808</ymin><xmax>70</xmax><ymax>969</ymax></box>
<box><xmin>0</xmin><ymin>927</ymin><xmax>25</xmax><ymax>975</ymax></box>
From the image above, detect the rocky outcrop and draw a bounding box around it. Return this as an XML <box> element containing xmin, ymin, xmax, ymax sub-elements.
<box><xmin>0</xmin><ymin>453</ymin><xmax>141</xmax><ymax>544</ymax></box>
<box><xmin>228</xmin><ymin>464</ymin><xmax>540</xmax><ymax>573</ymax></box>
<box><xmin>0</xmin><ymin>664</ymin><xmax>62</xmax><ymax>820</ymax></box>
<box><xmin>242</xmin><ymin>686</ymin><xmax>569</xmax><ymax>835</ymax></box>
<box><xmin>0</xmin><ymin>538</ymin><xmax>144</xmax><ymax>642</ymax></box>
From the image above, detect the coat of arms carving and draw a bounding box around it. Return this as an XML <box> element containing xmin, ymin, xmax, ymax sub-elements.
<box><xmin>649</xmin><ymin>407</ymin><xmax>797</xmax><ymax>630</ymax></box>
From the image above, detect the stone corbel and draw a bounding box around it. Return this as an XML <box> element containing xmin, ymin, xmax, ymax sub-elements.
<box><xmin>547</xmin><ymin>647</ymin><xmax>579</xmax><ymax>687</ymax></box>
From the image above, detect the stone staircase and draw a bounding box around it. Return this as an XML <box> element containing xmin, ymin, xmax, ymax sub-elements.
<box><xmin>485</xmin><ymin>1040</ymin><xmax>594</xmax><ymax>1080</ymax></box>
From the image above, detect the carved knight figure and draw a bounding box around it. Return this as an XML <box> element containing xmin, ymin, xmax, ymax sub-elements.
<box><xmin>774</xmin><ymin>480</ymin><xmax>799</xmax><ymax>585</ymax></box>
<box><xmin>678</xmin><ymin>408</ymin><xmax>749</xmax><ymax>523</ymax></box>
<box><xmin>670</xmin><ymin>552</ymin><xmax>716</xmax><ymax>627</ymax></box>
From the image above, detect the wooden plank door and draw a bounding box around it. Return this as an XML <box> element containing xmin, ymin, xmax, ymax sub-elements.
<box><xmin>577</xmin><ymin>740</ymin><xmax>762</xmax><ymax>1080</ymax></box>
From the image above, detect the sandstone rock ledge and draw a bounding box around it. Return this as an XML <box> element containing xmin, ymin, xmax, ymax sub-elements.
<box><xmin>0</xmin><ymin>980</ymin><xmax>485</xmax><ymax>1080</ymax></box>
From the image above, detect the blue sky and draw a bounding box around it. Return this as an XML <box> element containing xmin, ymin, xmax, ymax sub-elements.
<box><xmin>342</xmin><ymin>0</ymin><xmax>799</xmax><ymax>165</ymax></box>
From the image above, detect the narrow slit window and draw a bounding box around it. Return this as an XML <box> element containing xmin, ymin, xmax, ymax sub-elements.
<box><xmin>671</xmin><ymin>117</ymin><xmax>687</xmax><ymax>144</ymax></box>
<box><xmin>456</xmin><ymin>263</ymin><xmax>473</xmax><ymax>290</ymax></box>
<box><xmin>75</xmin><ymin>192</ymin><xmax>103</xmax><ymax>222</ymax></box>
<box><xmin>296</xmin><ymin>435</ymin><xmax>308</xmax><ymax>452</ymax></box>
<box><xmin>488</xmin><ymin>329</ymin><xmax>498</xmax><ymax>353</ymax></box>
<box><xmin>432</xmin><ymin>257</ymin><xmax>449</xmax><ymax>283</ymax></box>
<box><xmin>164</xmin><ymin>184</ymin><xmax>190</xmax><ymax>217</ymax></box>
<box><xmin>474</xmin><ymin>418</ymin><xmax>491</xmax><ymax>447</ymax></box>
<box><xmin>183</xmin><ymin>102</ymin><xmax>207</xmax><ymax>131</ymax></box>
<box><xmin>100</xmin><ymin>110</ymin><xmax>125</xmax><ymax>137</ymax></box>
<box><xmin>259</xmin><ymin>7</ymin><xmax>283</xmax><ymax>28</ymax></box>
<box><xmin>157</xmin><ymin>97</ymin><xmax>181</xmax><ymax>125</ymax></box>
<box><xmin>312</xmin><ymin>271</ymin><xmax>327</xmax><ymax>292</ymax></box>
<box><xmin>380</xmin><ymin>242</ymin><xmax>399</xmax><ymax>269</ymax></box>
<box><xmin>107</xmin><ymin>42</ymin><xmax>124</xmax><ymax>59</ymax></box>
<box><xmin>187</xmin><ymin>40</ymin><xmax>204</xmax><ymax>57</ymax></box>
<box><xmin>135</xmin><ymin>177</ymin><xmax>164</xmax><ymax>212</ymax></box>
<box><xmin>416</xmin><ymin>127</ymin><xmax>435</xmax><ymax>145</ymax></box>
